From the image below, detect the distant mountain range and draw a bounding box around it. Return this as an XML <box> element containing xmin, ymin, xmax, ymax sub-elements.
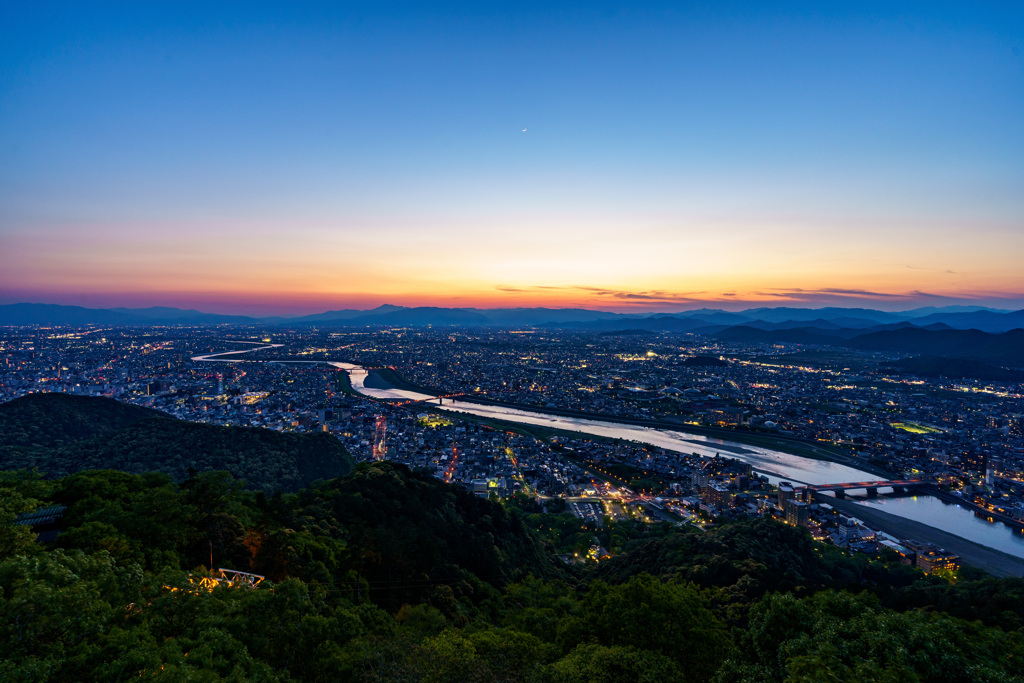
<box><xmin>3</xmin><ymin>301</ymin><xmax>1022</xmax><ymax>332</ymax></box>
<box><xmin>0</xmin><ymin>303</ymin><xmax>257</xmax><ymax>326</ymax></box>
<box><xmin>2</xmin><ymin>301</ymin><xmax>1023</xmax><ymax>373</ymax></box>
<box><xmin>716</xmin><ymin>326</ymin><xmax>1024</xmax><ymax>368</ymax></box>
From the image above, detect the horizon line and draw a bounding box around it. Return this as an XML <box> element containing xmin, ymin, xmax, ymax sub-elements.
<box><xmin>1</xmin><ymin>298</ymin><xmax>1019</xmax><ymax>319</ymax></box>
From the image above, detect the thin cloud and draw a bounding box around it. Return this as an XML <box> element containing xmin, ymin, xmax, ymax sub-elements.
<box><xmin>612</xmin><ymin>292</ymin><xmax>701</xmax><ymax>302</ymax></box>
<box><xmin>497</xmin><ymin>284</ymin><xmax>707</xmax><ymax>303</ymax></box>
<box><xmin>577</xmin><ymin>287</ymin><xmax>708</xmax><ymax>303</ymax></box>
<box><xmin>492</xmin><ymin>283</ymin><xmax>1024</xmax><ymax>310</ymax></box>
<box><xmin>496</xmin><ymin>284</ymin><xmax>573</xmax><ymax>293</ymax></box>
<box><xmin>906</xmin><ymin>264</ymin><xmax>958</xmax><ymax>274</ymax></box>
<box><xmin>906</xmin><ymin>290</ymin><xmax>968</xmax><ymax>301</ymax></box>
<box><xmin>763</xmin><ymin>287</ymin><xmax>902</xmax><ymax>299</ymax></box>
<box><xmin>821</xmin><ymin>288</ymin><xmax>902</xmax><ymax>298</ymax></box>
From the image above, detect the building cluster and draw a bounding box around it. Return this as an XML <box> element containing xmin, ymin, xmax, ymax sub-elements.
<box><xmin>324</xmin><ymin>328</ymin><xmax>1024</xmax><ymax>522</ymax></box>
<box><xmin>2</xmin><ymin>323</ymin><xmax>1021</xmax><ymax>573</ymax></box>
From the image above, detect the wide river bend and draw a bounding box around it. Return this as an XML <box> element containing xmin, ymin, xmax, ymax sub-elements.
<box><xmin>192</xmin><ymin>345</ymin><xmax>1024</xmax><ymax>564</ymax></box>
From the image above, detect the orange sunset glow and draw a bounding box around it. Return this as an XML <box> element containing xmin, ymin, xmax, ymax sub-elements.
<box><xmin>1</xmin><ymin>4</ymin><xmax>1022</xmax><ymax>316</ymax></box>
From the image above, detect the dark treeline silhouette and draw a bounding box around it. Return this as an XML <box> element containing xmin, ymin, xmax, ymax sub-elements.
<box><xmin>0</xmin><ymin>393</ymin><xmax>353</xmax><ymax>492</ymax></box>
<box><xmin>3</xmin><ymin>461</ymin><xmax>1024</xmax><ymax>681</ymax></box>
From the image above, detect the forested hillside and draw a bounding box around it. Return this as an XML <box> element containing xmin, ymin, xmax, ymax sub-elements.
<box><xmin>0</xmin><ymin>392</ymin><xmax>165</xmax><ymax>452</ymax></box>
<box><xmin>3</xmin><ymin>464</ymin><xmax>1024</xmax><ymax>682</ymax></box>
<box><xmin>0</xmin><ymin>393</ymin><xmax>353</xmax><ymax>492</ymax></box>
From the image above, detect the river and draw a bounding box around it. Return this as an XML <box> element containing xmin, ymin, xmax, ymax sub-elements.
<box><xmin>193</xmin><ymin>345</ymin><xmax>1024</xmax><ymax>563</ymax></box>
<box><xmin>854</xmin><ymin>494</ymin><xmax>1024</xmax><ymax>560</ymax></box>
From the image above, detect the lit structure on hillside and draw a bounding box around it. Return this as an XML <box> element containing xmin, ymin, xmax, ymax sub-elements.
<box><xmin>164</xmin><ymin>568</ymin><xmax>265</xmax><ymax>594</ymax></box>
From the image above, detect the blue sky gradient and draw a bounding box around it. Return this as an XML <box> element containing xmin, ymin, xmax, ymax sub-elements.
<box><xmin>2</xmin><ymin>2</ymin><xmax>1022</xmax><ymax>313</ymax></box>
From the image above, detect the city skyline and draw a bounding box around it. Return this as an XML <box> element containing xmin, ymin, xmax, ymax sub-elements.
<box><xmin>2</xmin><ymin>3</ymin><xmax>1022</xmax><ymax>315</ymax></box>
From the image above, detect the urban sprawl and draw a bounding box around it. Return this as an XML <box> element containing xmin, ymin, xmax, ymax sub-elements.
<box><xmin>5</xmin><ymin>326</ymin><xmax>1024</xmax><ymax>576</ymax></box>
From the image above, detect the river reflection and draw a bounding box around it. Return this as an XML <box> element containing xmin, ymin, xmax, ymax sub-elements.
<box><xmin>435</xmin><ymin>398</ymin><xmax>873</xmax><ymax>485</ymax></box>
<box><xmin>193</xmin><ymin>350</ymin><xmax>1023</xmax><ymax>558</ymax></box>
<box><xmin>418</xmin><ymin>395</ymin><xmax>1024</xmax><ymax>559</ymax></box>
<box><xmin>851</xmin><ymin>494</ymin><xmax>1024</xmax><ymax>559</ymax></box>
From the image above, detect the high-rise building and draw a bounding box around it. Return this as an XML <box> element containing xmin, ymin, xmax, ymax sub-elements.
<box><xmin>963</xmin><ymin>451</ymin><xmax>987</xmax><ymax>475</ymax></box>
<box><xmin>701</xmin><ymin>482</ymin><xmax>732</xmax><ymax>510</ymax></box>
<box><xmin>986</xmin><ymin>457</ymin><xmax>1001</xmax><ymax>486</ymax></box>
<box><xmin>778</xmin><ymin>482</ymin><xmax>796</xmax><ymax>507</ymax></box>
<box><xmin>784</xmin><ymin>498</ymin><xmax>810</xmax><ymax>527</ymax></box>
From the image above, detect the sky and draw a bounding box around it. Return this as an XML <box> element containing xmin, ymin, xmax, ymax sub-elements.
<box><xmin>1</xmin><ymin>2</ymin><xmax>1022</xmax><ymax>315</ymax></box>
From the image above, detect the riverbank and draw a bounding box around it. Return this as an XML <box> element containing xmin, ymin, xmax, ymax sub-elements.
<box><xmin>925</xmin><ymin>485</ymin><xmax>1024</xmax><ymax>532</ymax></box>
<box><xmin>186</xmin><ymin>346</ymin><xmax>1024</xmax><ymax>573</ymax></box>
<box><xmin>363</xmin><ymin>367</ymin><xmax>893</xmax><ymax>479</ymax></box>
<box><xmin>826</xmin><ymin>496</ymin><xmax>1024</xmax><ymax>578</ymax></box>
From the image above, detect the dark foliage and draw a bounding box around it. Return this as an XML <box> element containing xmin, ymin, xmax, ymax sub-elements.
<box><xmin>883</xmin><ymin>356</ymin><xmax>1024</xmax><ymax>381</ymax></box>
<box><xmin>3</xmin><ymin>396</ymin><xmax>1024</xmax><ymax>682</ymax></box>
<box><xmin>3</xmin><ymin>467</ymin><xmax>1024</xmax><ymax>682</ymax></box>
<box><xmin>591</xmin><ymin>517</ymin><xmax>921</xmax><ymax>610</ymax></box>
<box><xmin>0</xmin><ymin>392</ymin><xmax>164</xmax><ymax>453</ymax></box>
<box><xmin>259</xmin><ymin>462</ymin><xmax>557</xmax><ymax>610</ymax></box>
<box><xmin>0</xmin><ymin>393</ymin><xmax>352</xmax><ymax>492</ymax></box>
<box><xmin>848</xmin><ymin>328</ymin><xmax>1024</xmax><ymax>367</ymax></box>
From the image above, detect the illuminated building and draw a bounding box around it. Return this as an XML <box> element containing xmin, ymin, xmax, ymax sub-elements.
<box><xmin>777</xmin><ymin>482</ymin><xmax>796</xmax><ymax>507</ymax></box>
<box><xmin>784</xmin><ymin>498</ymin><xmax>810</xmax><ymax>527</ymax></box>
<box><xmin>916</xmin><ymin>549</ymin><xmax>960</xmax><ymax>575</ymax></box>
<box><xmin>701</xmin><ymin>482</ymin><xmax>732</xmax><ymax>510</ymax></box>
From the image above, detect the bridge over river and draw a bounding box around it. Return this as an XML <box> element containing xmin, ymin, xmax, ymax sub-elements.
<box><xmin>191</xmin><ymin>341</ymin><xmax>1024</xmax><ymax>571</ymax></box>
<box><xmin>801</xmin><ymin>479</ymin><xmax>926</xmax><ymax>499</ymax></box>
